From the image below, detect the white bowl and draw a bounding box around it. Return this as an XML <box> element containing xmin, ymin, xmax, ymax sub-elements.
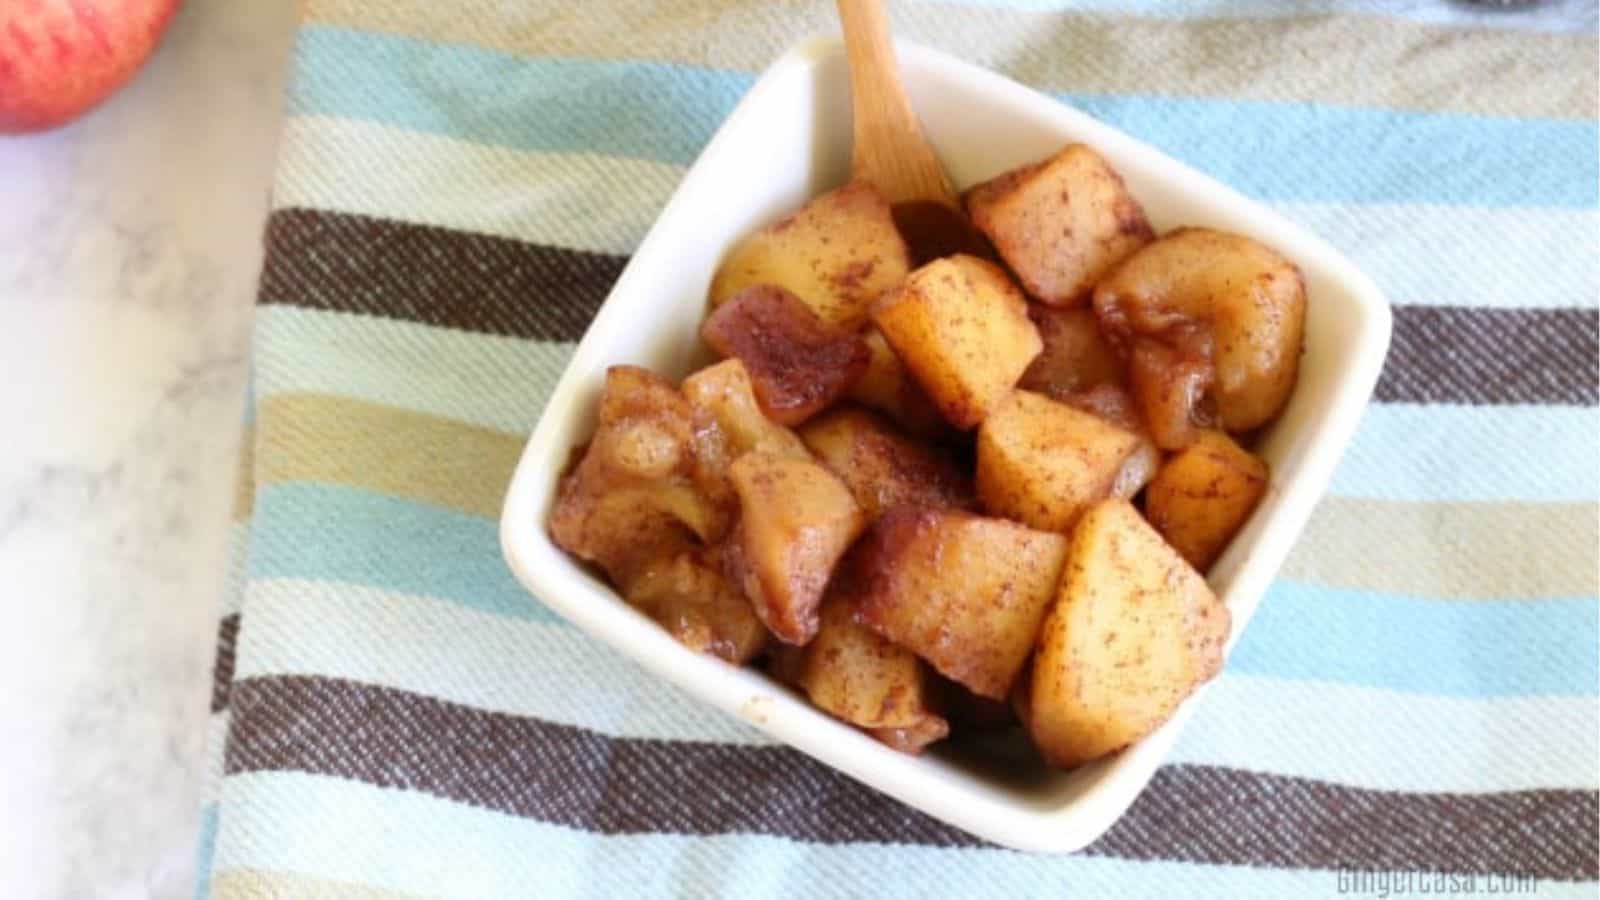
<box><xmin>500</xmin><ymin>34</ymin><xmax>1391</xmax><ymax>853</ymax></box>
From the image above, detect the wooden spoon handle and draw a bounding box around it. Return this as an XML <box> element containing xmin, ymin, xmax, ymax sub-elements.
<box><xmin>837</xmin><ymin>0</ymin><xmax>957</xmax><ymax>207</ymax></box>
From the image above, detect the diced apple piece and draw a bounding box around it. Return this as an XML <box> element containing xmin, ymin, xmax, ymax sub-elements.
<box><xmin>701</xmin><ymin>284</ymin><xmax>869</xmax><ymax>426</ymax></box>
<box><xmin>872</xmin><ymin>254</ymin><xmax>1042</xmax><ymax>429</ymax></box>
<box><xmin>1027</xmin><ymin>500</ymin><xmax>1229</xmax><ymax>768</ymax></box>
<box><xmin>723</xmin><ymin>453</ymin><xmax>866</xmax><ymax>645</ymax></box>
<box><xmin>1017</xmin><ymin>305</ymin><xmax>1165</xmax><ymax>498</ymax></box>
<box><xmin>1019</xmin><ymin>305</ymin><xmax>1125</xmax><ymax>399</ymax></box>
<box><xmin>1055</xmin><ymin>383</ymin><xmax>1164</xmax><ymax>500</ymax></box>
<box><xmin>681</xmin><ymin>358</ymin><xmax>809</xmax><ymax>518</ymax></box>
<box><xmin>849</xmin><ymin>507</ymin><xmax>1068</xmax><ymax>699</ymax></box>
<box><xmin>626</xmin><ymin>547</ymin><xmax>768</xmax><ymax>664</ymax></box>
<box><xmin>550</xmin><ymin>366</ymin><xmax>727</xmax><ymax>583</ymax></box>
<box><xmin>682</xmin><ymin>359</ymin><xmax>809</xmax><ymax>462</ymax></box>
<box><xmin>797</xmin><ymin>596</ymin><xmax>947</xmax><ymax>751</ymax></box>
<box><xmin>1144</xmin><ymin>430</ymin><xmax>1269</xmax><ymax>571</ymax></box>
<box><xmin>964</xmin><ymin>144</ymin><xmax>1153</xmax><ymax>306</ymax></box>
<box><xmin>976</xmin><ymin>390</ymin><xmax>1142</xmax><ymax>532</ymax></box>
<box><xmin>710</xmin><ymin>180</ymin><xmax>911</xmax><ymax>330</ymax></box>
<box><xmin>1125</xmin><ymin>337</ymin><xmax>1216</xmax><ymax>451</ymax></box>
<box><xmin>846</xmin><ymin>329</ymin><xmax>947</xmax><ymax>438</ymax></box>
<box><xmin>799</xmin><ymin>407</ymin><xmax>972</xmax><ymax>521</ymax></box>
<box><xmin>868</xmin><ymin>718</ymin><xmax>952</xmax><ymax>755</ymax></box>
<box><xmin>1094</xmin><ymin>227</ymin><xmax>1306</xmax><ymax>441</ymax></box>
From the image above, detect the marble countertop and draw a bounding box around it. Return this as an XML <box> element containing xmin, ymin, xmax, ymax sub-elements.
<box><xmin>0</xmin><ymin>2</ymin><xmax>298</xmax><ymax>896</ymax></box>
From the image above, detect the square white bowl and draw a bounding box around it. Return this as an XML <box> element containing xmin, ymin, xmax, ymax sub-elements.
<box><xmin>501</xmin><ymin>34</ymin><xmax>1391</xmax><ymax>853</ymax></box>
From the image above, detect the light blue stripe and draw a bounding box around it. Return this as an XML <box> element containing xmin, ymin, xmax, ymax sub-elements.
<box><xmin>212</xmin><ymin>771</ymin><xmax>1343</xmax><ymax>900</ymax></box>
<box><xmin>288</xmin><ymin>26</ymin><xmax>1597</xmax><ymax>208</ymax></box>
<box><xmin>1232</xmin><ymin>585</ymin><xmax>1598</xmax><ymax>697</ymax></box>
<box><xmin>914</xmin><ymin>0</ymin><xmax>1600</xmax><ymax>34</ymax></box>
<box><xmin>251</xmin><ymin>483</ymin><xmax>1597</xmax><ymax>697</ymax></box>
<box><xmin>193</xmin><ymin>803</ymin><xmax>218</xmax><ymax>900</ymax></box>
<box><xmin>249</xmin><ymin>483</ymin><xmax>559</xmax><ymax>624</ymax></box>
<box><xmin>1330</xmin><ymin>405</ymin><xmax>1600</xmax><ymax>502</ymax></box>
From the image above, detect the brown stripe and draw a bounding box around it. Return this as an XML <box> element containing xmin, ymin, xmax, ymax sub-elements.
<box><xmin>226</xmin><ymin>675</ymin><xmax>1600</xmax><ymax>878</ymax></box>
<box><xmin>260</xmin><ymin>208</ymin><xmax>1595</xmax><ymax>406</ymax></box>
<box><xmin>1380</xmin><ymin>306</ymin><xmax>1599</xmax><ymax>406</ymax></box>
<box><xmin>210</xmin><ymin>613</ymin><xmax>240</xmax><ymax>714</ymax></box>
<box><xmin>259</xmin><ymin>208</ymin><xmax>622</xmax><ymax>341</ymax></box>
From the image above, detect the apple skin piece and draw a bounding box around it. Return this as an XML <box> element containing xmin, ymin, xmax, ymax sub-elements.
<box><xmin>701</xmin><ymin>284</ymin><xmax>870</xmax><ymax>427</ymax></box>
<box><xmin>0</xmin><ymin>0</ymin><xmax>183</xmax><ymax>133</ymax></box>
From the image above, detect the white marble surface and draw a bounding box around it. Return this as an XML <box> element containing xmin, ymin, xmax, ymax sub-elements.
<box><xmin>0</xmin><ymin>2</ymin><xmax>297</xmax><ymax>897</ymax></box>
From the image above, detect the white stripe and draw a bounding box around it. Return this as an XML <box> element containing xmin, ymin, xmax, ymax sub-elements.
<box><xmin>235</xmin><ymin>578</ymin><xmax>766</xmax><ymax>744</ymax></box>
<box><xmin>200</xmin><ymin>710</ymin><xmax>231</xmax><ymax>806</ymax></box>
<box><xmin>274</xmin><ymin>116</ymin><xmax>675</xmax><ymax>255</ymax></box>
<box><xmin>254</xmin><ymin>306</ymin><xmax>572</xmax><ymax>434</ymax></box>
<box><xmin>1332</xmin><ymin>404</ymin><xmax>1599</xmax><ymax>503</ymax></box>
<box><xmin>1171</xmin><ymin>675</ymin><xmax>1598</xmax><ymax>792</ymax></box>
<box><xmin>213</xmin><ymin>771</ymin><xmax>1366</xmax><ymax>900</ymax></box>
<box><xmin>1278</xmin><ymin>203</ymin><xmax>1598</xmax><ymax>311</ymax></box>
<box><xmin>234</xmin><ymin>578</ymin><xmax>1598</xmax><ymax>793</ymax></box>
<box><xmin>274</xmin><ymin>117</ymin><xmax>1597</xmax><ymax>310</ymax></box>
<box><xmin>254</xmin><ymin>306</ymin><xmax>1600</xmax><ymax>503</ymax></box>
<box><xmin>219</xmin><ymin>522</ymin><xmax>251</xmax><ymax>619</ymax></box>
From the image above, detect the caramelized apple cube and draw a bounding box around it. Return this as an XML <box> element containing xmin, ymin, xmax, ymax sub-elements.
<box><xmin>872</xmin><ymin>254</ymin><xmax>1041</xmax><ymax>429</ymax></box>
<box><xmin>849</xmin><ymin>507</ymin><xmax>1068</xmax><ymax>699</ymax></box>
<box><xmin>965</xmin><ymin>143</ymin><xmax>1152</xmax><ymax>306</ymax></box>
<box><xmin>701</xmin><ymin>284</ymin><xmax>869</xmax><ymax>426</ymax></box>
<box><xmin>710</xmin><ymin>180</ymin><xmax>911</xmax><ymax>330</ymax></box>
<box><xmin>723</xmin><ymin>452</ymin><xmax>865</xmax><ymax>644</ymax></box>
<box><xmin>799</xmin><ymin>406</ymin><xmax>971</xmax><ymax>521</ymax></box>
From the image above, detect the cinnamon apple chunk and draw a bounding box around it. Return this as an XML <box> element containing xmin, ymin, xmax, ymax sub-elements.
<box><xmin>626</xmin><ymin>547</ymin><xmax>768</xmax><ymax>664</ymax></box>
<box><xmin>796</xmin><ymin>594</ymin><xmax>948</xmax><ymax>753</ymax></box>
<box><xmin>722</xmin><ymin>452</ymin><xmax>865</xmax><ymax>645</ymax></box>
<box><xmin>872</xmin><ymin>254</ymin><xmax>1041</xmax><ymax>430</ymax></box>
<box><xmin>799</xmin><ymin>406</ymin><xmax>972</xmax><ymax>521</ymax></box>
<box><xmin>709</xmin><ymin>180</ymin><xmax>911</xmax><ymax>330</ymax></box>
<box><xmin>848</xmin><ymin>507</ymin><xmax>1068</xmax><ymax>700</ymax></box>
<box><xmin>1144</xmin><ymin>430</ymin><xmax>1269</xmax><ymax>571</ymax></box>
<box><xmin>701</xmin><ymin>283</ymin><xmax>869</xmax><ymax>426</ymax></box>
<box><xmin>1026</xmin><ymin>500</ymin><xmax>1229</xmax><ymax>768</ymax></box>
<box><xmin>965</xmin><ymin>143</ymin><xmax>1153</xmax><ymax>306</ymax></box>
<box><xmin>549</xmin><ymin>366</ymin><xmax>727</xmax><ymax>584</ymax></box>
<box><xmin>976</xmin><ymin>390</ymin><xmax>1143</xmax><ymax>533</ymax></box>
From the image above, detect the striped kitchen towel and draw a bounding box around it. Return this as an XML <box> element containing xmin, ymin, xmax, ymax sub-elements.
<box><xmin>196</xmin><ymin>1</ymin><xmax>1600</xmax><ymax>897</ymax></box>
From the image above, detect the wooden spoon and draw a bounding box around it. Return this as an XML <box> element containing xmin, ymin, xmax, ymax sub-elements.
<box><xmin>836</xmin><ymin>0</ymin><xmax>957</xmax><ymax>208</ymax></box>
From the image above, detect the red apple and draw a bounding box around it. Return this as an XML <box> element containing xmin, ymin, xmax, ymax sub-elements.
<box><xmin>0</xmin><ymin>0</ymin><xmax>182</xmax><ymax>133</ymax></box>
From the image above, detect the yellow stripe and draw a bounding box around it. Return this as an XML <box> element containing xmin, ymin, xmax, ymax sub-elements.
<box><xmin>234</xmin><ymin>424</ymin><xmax>257</xmax><ymax>523</ymax></box>
<box><xmin>212</xmin><ymin>868</ymin><xmax>423</xmax><ymax>899</ymax></box>
<box><xmin>257</xmin><ymin>393</ymin><xmax>525</xmax><ymax>520</ymax></box>
<box><xmin>302</xmin><ymin>0</ymin><xmax>1593</xmax><ymax>119</ymax></box>
<box><xmin>255</xmin><ymin>391</ymin><xmax>1591</xmax><ymax>601</ymax></box>
<box><xmin>1286</xmin><ymin>498</ymin><xmax>1596</xmax><ymax>601</ymax></box>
